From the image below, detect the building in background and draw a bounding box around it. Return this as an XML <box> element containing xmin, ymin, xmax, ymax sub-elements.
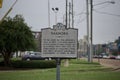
<box><xmin>78</xmin><ymin>35</ymin><xmax>87</xmax><ymax>58</ymax></box>
<box><xmin>78</xmin><ymin>36</ymin><xmax>120</xmax><ymax>58</ymax></box>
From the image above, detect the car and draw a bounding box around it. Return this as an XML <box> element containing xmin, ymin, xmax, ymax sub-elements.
<box><xmin>22</xmin><ymin>52</ymin><xmax>47</xmax><ymax>61</ymax></box>
<box><xmin>93</xmin><ymin>55</ymin><xmax>102</xmax><ymax>58</ymax></box>
<box><xmin>102</xmin><ymin>55</ymin><xmax>109</xmax><ymax>59</ymax></box>
<box><xmin>109</xmin><ymin>55</ymin><xmax>116</xmax><ymax>59</ymax></box>
<box><xmin>116</xmin><ymin>55</ymin><xmax>120</xmax><ymax>60</ymax></box>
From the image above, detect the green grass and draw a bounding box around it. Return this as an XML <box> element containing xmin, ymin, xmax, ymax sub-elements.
<box><xmin>0</xmin><ymin>59</ymin><xmax>120</xmax><ymax>80</ymax></box>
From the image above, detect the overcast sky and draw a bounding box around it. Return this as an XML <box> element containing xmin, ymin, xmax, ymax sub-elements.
<box><xmin>0</xmin><ymin>0</ymin><xmax>120</xmax><ymax>44</ymax></box>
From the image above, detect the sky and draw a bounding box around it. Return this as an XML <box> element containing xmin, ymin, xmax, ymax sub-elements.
<box><xmin>0</xmin><ymin>0</ymin><xmax>120</xmax><ymax>44</ymax></box>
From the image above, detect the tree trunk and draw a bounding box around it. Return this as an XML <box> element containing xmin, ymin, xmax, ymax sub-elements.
<box><xmin>2</xmin><ymin>52</ymin><xmax>11</xmax><ymax>67</ymax></box>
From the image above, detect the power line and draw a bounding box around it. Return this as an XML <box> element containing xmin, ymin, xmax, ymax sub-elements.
<box><xmin>93</xmin><ymin>9</ymin><xmax>120</xmax><ymax>17</ymax></box>
<box><xmin>93</xmin><ymin>3</ymin><xmax>111</xmax><ymax>10</ymax></box>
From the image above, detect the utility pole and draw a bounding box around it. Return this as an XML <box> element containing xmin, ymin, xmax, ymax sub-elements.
<box><xmin>48</xmin><ymin>0</ymin><xmax>50</xmax><ymax>27</ymax></box>
<box><xmin>66</xmin><ymin>0</ymin><xmax>68</xmax><ymax>28</ymax></box>
<box><xmin>68</xmin><ymin>0</ymin><xmax>74</xmax><ymax>28</ymax></box>
<box><xmin>86</xmin><ymin>0</ymin><xmax>93</xmax><ymax>62</ymax></box>
<box><xmin>89</xmin><ymin>0</ymin><xmax>93</xmax><ymax>63</ymax></box>
<box><xmin>71</xmin><ymin>0</ymin><xmax>74</xmax><ymax>28</ymax></box>
<box><xmin>69</xmin><ymin>2</ymin><xmax>71</xmax><ymax>28</ymax></box>
<box><xmin>86</xmin><ymin>0</ymin><xmax>90</xmax><ymax>62</ymax></box>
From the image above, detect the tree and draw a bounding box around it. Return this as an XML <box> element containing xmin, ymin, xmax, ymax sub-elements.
<box><xmin>115</xmin><ymin>38</ymin><xmax>120</xmax><ymax>55</ymax></box>
<box><xmin>0</xmin><ymin>15</ymin><xmax>36</xmax><ymax>66</ymax></box>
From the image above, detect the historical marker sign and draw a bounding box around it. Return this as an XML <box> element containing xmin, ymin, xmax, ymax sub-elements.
<box><xmin>41</xmin><ymin>23</ymin><xmax>78</xmax><ymax>58</ymax></box>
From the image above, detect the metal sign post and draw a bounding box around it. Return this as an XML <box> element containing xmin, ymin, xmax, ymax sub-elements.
<box><xmin>56</xmin><ymin>58</ymin><xmax>61</xmax><ymax>80</ymax></box>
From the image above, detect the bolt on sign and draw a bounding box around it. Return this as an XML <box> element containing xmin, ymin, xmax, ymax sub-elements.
<box><xmin>41</xmin><ymin>23</ymin><xmax>78</xmax><ymax>58</ymax></box>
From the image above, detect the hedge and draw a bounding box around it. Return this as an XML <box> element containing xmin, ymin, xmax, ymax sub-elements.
<box><xmin>0</xmin><ymin>60</ymin><xmax>56</xmax><ymax>69</ymax></box>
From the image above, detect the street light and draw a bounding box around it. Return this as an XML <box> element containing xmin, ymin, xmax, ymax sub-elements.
<box><xmin>86</xmin><ymin>0</ymin><xmax>115</xmax><ymax>62</ymax></box>
<box><xmin>52</xmin><ymin>7</ymin><xmax>59</xmax><ymax>24</ymax></box>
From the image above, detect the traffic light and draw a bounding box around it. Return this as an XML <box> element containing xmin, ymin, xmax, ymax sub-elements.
<box><xmin>0</xmin><ymin>0</ymin><xmax>3</xmax><ymax>8</ymax></box>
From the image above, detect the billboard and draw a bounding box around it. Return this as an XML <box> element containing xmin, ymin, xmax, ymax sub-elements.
<box><xmin>41</xmin><ymin>23</ymin><xmax>78</xmax><ymax>58</ymax></box>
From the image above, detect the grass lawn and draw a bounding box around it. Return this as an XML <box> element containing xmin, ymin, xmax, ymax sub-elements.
<box><xmin>0</xmin><ymin>59</ymin><xmax>120</xmax><ymax>80</ymax></box>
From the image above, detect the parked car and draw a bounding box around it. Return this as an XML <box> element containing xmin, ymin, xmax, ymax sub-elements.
<box><xmin>93</xmin><ymin>55</ymin><xmax>102</xmax><ymax>58</ymax></box>
<box><xmin>109</xmin><ymin>55</ymin><xmax>116</xmax><ymax>59</ymax></box>
<box><xmin>102</xmin><ymin>55</ymin><xmax>109</xmax><ymax>59</ymax></box>
<box><xmin>22</xmin><ymin>52</ymin><xmax>47</xmax><ymax>61</ymax></box>
<box><xmin>116</xmin><ymin>55</ymin><xmax>120</xmax><ymax>60</ymax></box>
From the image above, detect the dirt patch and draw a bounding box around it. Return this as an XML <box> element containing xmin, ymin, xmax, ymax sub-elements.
<box><xmin>80</xmin><ymin>58</ymin><xmax>120</xmax><ymax>71</ymax></box>
<box><xmin>93</xmin><ymin>58</ymin><xmax>120</xmax><ymax>71</ymax></box>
